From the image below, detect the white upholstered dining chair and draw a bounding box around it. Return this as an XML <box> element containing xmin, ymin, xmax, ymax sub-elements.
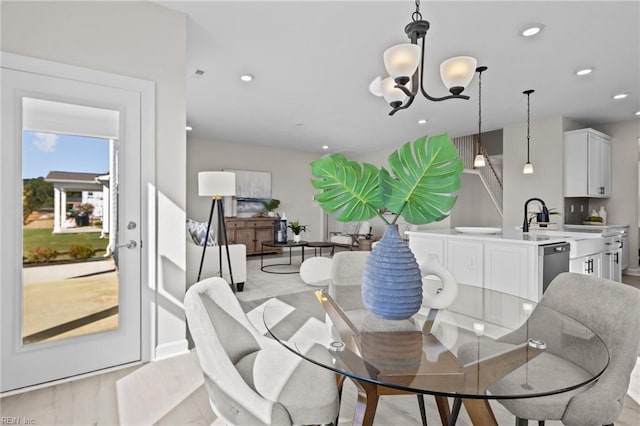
<box><xmin>185</xmin><ymin>277</ymin><xmax>340</xmax><ymax>425</ymax></box>
<box><xmin>457</xmin><ymin>272</ymin><xmax>640</xmax><ymax>426</ymax></box>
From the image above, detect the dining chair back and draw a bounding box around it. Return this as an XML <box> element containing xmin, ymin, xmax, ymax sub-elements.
<box><xmin>185</xmin><ymin>277</ymin><xmax>340</xmax><ymax>425</ymax></box>
<box><xmin>487</xmin><ymin>272</ymin><xmax>640</xmax><ymax>426</ymax></box>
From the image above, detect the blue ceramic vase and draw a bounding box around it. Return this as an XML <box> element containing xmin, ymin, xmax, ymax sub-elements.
<box><xmin>362</xmin><ymin>224</ymin><xmax>423</xmax><ymax>320</ymax></box>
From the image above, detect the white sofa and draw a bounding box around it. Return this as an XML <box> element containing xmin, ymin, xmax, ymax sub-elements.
<box><xmin>186</xmin><ymin>239</ymin><xmax>247</xmax><ymax>291</ymax></box>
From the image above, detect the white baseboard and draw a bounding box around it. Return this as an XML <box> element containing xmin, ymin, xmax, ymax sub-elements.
<box><xmin>629</xmin><ymin>356</ymin><xmax>640</xmax><ymax>404</ymax></box>
<box><xmin>624</xmin><ymin>268</ymin><xmax>640</xmax><ymax>276</ymax></box>
<box><xmin>154</xmin><ymin>339</ymin><xmax>189</xmax><ymax>361</ymax></box>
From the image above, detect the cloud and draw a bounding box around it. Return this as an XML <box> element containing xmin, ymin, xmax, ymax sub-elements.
<box><xmin>33</xmin><ymin>132</ymin><xmax>58</xmax><ymax>152</ymax></box>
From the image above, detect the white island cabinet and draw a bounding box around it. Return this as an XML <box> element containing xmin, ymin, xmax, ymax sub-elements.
<box><xmin>408</xmin><ymin>229</ymin><xmax>574</xmax><ymax>303</ymax></box>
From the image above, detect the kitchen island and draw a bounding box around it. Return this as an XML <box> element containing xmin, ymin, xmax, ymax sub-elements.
<box><xmin>407</xmin><ymin>228</ymin><xmax>604</xmax><ymax>304</ymax></box>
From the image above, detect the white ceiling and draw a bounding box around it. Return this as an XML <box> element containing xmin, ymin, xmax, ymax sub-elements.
<box><xmin>161</xmin><ymin>1</ymin><xmax>640</xmax><ymax>154</ymax></box>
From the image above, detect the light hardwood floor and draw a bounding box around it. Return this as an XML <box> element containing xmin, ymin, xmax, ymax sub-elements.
<box><xmin>2</xmin><ymin>258</ymin><xmax>639</xmax><ymax>425</ymax></box>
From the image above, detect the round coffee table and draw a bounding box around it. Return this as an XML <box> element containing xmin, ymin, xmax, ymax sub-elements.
<box><xmin>306</xmin><ymin>241</ymin><xmax>336</xmax><ymax>257</ymax></box>
<box><xmin>260</xmin><ymin>240</ymin><xmax>308</xmax><ymax>274</ymax></box>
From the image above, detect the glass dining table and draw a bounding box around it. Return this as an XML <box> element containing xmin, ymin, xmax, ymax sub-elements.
<box><xmin>262</xmin><ymin>283</ymin><xmax>609</xmax><ymax>426</ymax></box>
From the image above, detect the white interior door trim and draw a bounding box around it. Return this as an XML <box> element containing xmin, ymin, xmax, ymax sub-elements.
<box><xmin>0</xmin><ymin>51</ymin><xmax>156</xmax><ymax>364</ymax></box>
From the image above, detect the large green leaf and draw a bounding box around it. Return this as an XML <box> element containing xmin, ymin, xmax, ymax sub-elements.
<box><xmin>383</xmin><ymin>134</ymin><xmax>463</xmax><ymax>224</ymax></box>
<box><xmin>310</xmin><ymin>154</ymin><xmax>384</xmax><ymax>222</ymax></box>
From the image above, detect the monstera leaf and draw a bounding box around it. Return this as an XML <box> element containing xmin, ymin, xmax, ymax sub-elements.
<box><xmin>383</xmin><ymin>134</ymin><xmax>463</xmax><ymax>224</ymax></box>
<box><xmin>310</xmin><ymin>154</ymin><xmax>384</xmax><ymax>222</ymax></box>
<box><xmin>310</xmin><ymin>134</ymin><xmax>462</xmax><ymax>225</ymax></box>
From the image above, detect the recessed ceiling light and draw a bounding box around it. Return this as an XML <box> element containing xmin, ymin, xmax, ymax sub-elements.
<box><xmin>635</xmin><ymin>111</ymin><xmax>640</xmax><ymax>116</ymax></box>
<box><xmin>612</xmin><ymin>93</ymin><xmax>629</xmax><ymax>100</ymax></box>
<box><xmin>240</xmin><ymin>74</ymin><xmax>254</xmax><ymax>82</ymax></box>
<box><xmin>575</xmin><ymin>68</ymin><xmax>594</xmax><ymax>76</ymax></box>
<box><xmin>520</xmin><ymin>24</ymin><xmax>544</xmax><ymax>37</ymax></box>
<box><xmin>185</xmin><ymin>125</ymin><xmax>193</xmax><ymax>131</ymax></box>
<box><xmin>322</xmin><ymin>145</ymin><xmax>329</xmax><ymax>150</ymax></box>
<box><xmin>418</xmin><ymin>119</ymin><xmax>427</xmax><ymax>124</ymax></box>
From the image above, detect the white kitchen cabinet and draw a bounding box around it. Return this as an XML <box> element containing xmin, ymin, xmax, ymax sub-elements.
<box><xmin>446</xmin><ymin>240</ymin><xmax>483</xmax><ymax>288</ymax></box>
<box><xmin>621</xmin><ymin>233</ymin><xmax>629</xmax><ymax>270</ymax></box>
<box><xmin>484</xmin><ymin>243</ymin><xmax>535</xmax><ymax>299</ymax></box>
<box><xmin>570</xmin><ymin>253</ymin><xmax>601</xmax><ymax>277</ymax></box>
<box><xmin>564</xmin><ymin>128</ymin><xmax>611</xmax><ymax>198</ymax></box>
<box><xmin>601</xmin><ymin>235</ymin><xmax>623</xmax><ymax>281</ymax></box>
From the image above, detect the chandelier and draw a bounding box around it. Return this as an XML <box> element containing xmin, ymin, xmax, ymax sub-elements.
<box><xmin>380</xmin><ymin>0</ymin><xmax>478</xmax><ymax>115</ymax></box>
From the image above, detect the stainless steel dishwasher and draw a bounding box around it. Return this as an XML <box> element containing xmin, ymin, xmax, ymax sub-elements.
<box><xmin>539</xmin><ymin>242</ymin><xmax>570</xmax><ymax>293</ymax></box>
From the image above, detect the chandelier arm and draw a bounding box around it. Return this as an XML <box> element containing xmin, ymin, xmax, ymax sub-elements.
<box><xmin>416</xmin><ymin>31</ymin><xmax>470</xmax><ymax>102</ymax></box>
<box><xmin>389</xmin><ymin>94</ymin><xmax>417</xmax><ymax>115</ymax></box>
<box><xmin>396</xmin><ymin>84</ymin><xmax>413</xmax><ymax>97</ymax></box>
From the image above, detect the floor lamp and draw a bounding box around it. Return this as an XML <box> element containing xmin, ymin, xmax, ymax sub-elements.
<box><xmin>197</xmin><ymin>171</ymin><xmax>236</xmax><ymax>290</ymax></box>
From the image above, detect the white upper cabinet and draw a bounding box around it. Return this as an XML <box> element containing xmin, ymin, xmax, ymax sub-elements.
<box><xmin>564</xmin><ymin>128</ymin><xmax>611</xmax><ymax>198</ymax></box>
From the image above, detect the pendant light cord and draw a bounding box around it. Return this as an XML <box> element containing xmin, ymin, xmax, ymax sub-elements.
<box><xmin>526</xmin><ymin>91</ymin><xmax>531</xmax><ymax>162</ymax></box>
<box><xmin>478</xmin><ymin>70</ymin><xmax>482</xmax><ymax>150</ymax></box>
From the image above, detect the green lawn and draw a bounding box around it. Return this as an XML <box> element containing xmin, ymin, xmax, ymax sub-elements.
<box><xmin>23</xmin><ymin>228</ymin><xmax>109</xmax><ymax>261</ymax></box>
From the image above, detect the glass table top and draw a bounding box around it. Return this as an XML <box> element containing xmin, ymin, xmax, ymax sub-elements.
<box><xmin>263</xmin><ymin>284</ymin><xmax>608</xmax><ymax>400</ymax></box>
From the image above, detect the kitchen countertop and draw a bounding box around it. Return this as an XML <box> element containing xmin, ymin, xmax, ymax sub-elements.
<box><xmin>563</xmin><ymin>224</ymin><xmax>629</xmax><ymax>234</ymax></box>
<box><xmin>406</xmin><ymin>228</ymin><xmax>602</xmax><ymax>246</ymax></box>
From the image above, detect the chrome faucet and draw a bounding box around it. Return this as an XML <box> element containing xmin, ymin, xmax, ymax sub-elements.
<box><xmin>523</xmin><ymin>198</ymin><xmax>548</xmax><ymax>233</ymax></box>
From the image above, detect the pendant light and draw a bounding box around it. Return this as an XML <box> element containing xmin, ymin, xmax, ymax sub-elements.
<box><xmin>523</xmin><ymin>89</ymin><xmax>535</xmax><ymax>174</ymax></box>
<box><xmin>473</xmin><ymin>66</ymin><xmax>487</xmax><ymax>168</ymax></box>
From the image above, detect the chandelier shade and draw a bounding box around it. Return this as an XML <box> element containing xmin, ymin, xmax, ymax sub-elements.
<box><xmin>383</xmin><ymin>43</ymin><xmax>421</xmax><ymax>80</ymax></box>
<box><xmin>381</xmin><ymin>76</ymin><xmax>408</xmax><ymax>106</ymax></box>
<box><xmin>440</xmin><ymin>56</ymin><xmax>478</xmax><ymax>95</ymax></box>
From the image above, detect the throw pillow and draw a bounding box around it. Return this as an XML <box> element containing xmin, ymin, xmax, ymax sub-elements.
<box><xmin>186</xmin><ymin>219</ymin><xmax>217</xmax><ymax>246</ymax></box>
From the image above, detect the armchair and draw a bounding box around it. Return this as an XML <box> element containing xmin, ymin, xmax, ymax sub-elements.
<box><xmin>329</xmin><ymin>221</ymin><xmax>372</xmax><ymax>251</ymax></box>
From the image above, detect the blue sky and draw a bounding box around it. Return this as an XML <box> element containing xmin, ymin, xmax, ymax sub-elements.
<box><xmin>22</xmin><ymin>132</ymin><xmax>109</xmax><ymax>179</ymax></box>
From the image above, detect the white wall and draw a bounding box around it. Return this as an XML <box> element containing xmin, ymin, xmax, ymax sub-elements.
<box><xmin>503</xmin><ymin>116</ymin><xmax>566</xmax><ymax>230</ymax></box>
<box><xmin>187</xmin><ymin>138</ymin><xmax>324</xmax><ymax>242</ymax></box>
<box><xmin>450</xmin><ymin>172</ymin><xmax>501</xmax><ymax>227</ymax></box>
<box><xmin>1</xmin><ymin>1</ymin><xmax>188</xmax><ymax>357</ymax></box>
<box><xmin>590</xmin><ymin>119</ymin><xmax>640</xmax><ymax>271</ymax></box>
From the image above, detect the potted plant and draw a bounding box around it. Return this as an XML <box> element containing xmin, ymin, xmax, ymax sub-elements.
<box><xmin>287</xmin><ymin>220</ymin><xmax>308</xmax><ymax>243</ymax></box>
<box><xmin>73</xmin><ymin>203</ymin><xmax>94</xmax><ymax>227</ymax></box>
<box><xmin>311</xmin><ymin>133</ymin><xmax>462</xmax><ymax>319</ymax></box>
<box><xmin>262</xmin><ymin>199</ymin><xmax>280</xmax><ymax>217</ymax></box>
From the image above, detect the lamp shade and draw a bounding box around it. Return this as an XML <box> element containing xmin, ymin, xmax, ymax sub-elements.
<box><xmin>473</xmin><ymin>154</ymin><xmax>486</xmax><ymax>168</ymax></box>
<box><xmin>198</xmin><ymin>171</ymin><xmax>236</xmax><ymax>196</ymax></box>
<box><xmin>381</xmin><ymin>76</ymin><xmax>408</xmax><ymax>105</ymax></box>
<box><xmin>523</xmin><ymin>162</ymin><xmax>534</xmax><ymax>174</ymax></box>
<box><xmin>440</xmin><ymin>56</ymin><xmax>477</xmax><ymax>91</ymax></box>
<box><xmin>383</xmin><ymin>43</ymin><xmax>420</xmax><ymax>79</ymax></box>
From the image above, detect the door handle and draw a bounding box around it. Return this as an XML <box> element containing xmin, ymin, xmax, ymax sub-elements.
<box><xmin>116</xmin><ymin>240</ymin><xmax>137</xmax><ymax>249</ymax></box>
